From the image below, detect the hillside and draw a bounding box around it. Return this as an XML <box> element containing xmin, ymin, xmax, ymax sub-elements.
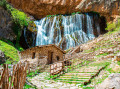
<box><xmin>0</xmin><ymin>0</ymin><xmax>120</xmax><ymax>89</ymax></box>
<box><xmin>27</xmin><ymin>18</ymin><xmax>120</xmax><ymax>89</ymax></box>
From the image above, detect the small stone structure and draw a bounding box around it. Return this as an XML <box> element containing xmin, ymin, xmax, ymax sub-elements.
<box><xmin>20</xmin><ymin>44</ymin><xmax>66</xmax><ymax>64</ymax></box>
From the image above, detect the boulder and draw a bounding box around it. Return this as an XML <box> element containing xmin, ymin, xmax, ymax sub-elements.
<box><xmin>95</xmin><ymin>73</ymin><xmax>120</xmax><ymax>89</ymax></box>
<box><xmin>0</xmin><ymin>50</ymin><xmax>5</xmax><ymax>64</ymax></box>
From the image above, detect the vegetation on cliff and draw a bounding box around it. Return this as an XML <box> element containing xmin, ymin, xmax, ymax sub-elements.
<box><xmin>0</xmin><ymin>0</ymin><xmax>33</xmax><ymax>63</ymax></box>
<box><xmin>0</xmin><ymin>0</ymin><xmax>31</xmax><ymax>27</ymax></box>
<box><xmin>106</xmin><ymin>18</ymin><xmax>120</xmax><ymax>32</ymax></box>
<box><xmin>0</xmin><ymin>39</ymin><xmax>19</xmax><ymax>64</ymax></box>
<box><xmin>0</xmin><ymin>0</ymin><xmax>34</xmax><ymax>51</ymax></box>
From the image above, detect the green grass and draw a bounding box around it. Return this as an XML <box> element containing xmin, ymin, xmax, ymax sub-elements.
<box><xmin>83</xmin><ymin>86</ymin><xmax>94</xmax><ymax>89</ymax></box>
<box><xmin>0</xmin><ymin>40</ymin><xmax>19</xmax><ymax>64</ymax></box>
<box><xmin>26</xmin><ymin>68</ymin><xmax>44</xmax><ymax>80</ymax></box>
<box><xmin>96</xmin><ymin>53</ymin><xmax>109</xmax><ymax>58</ymax></box>
<box><xmin>88</xmin><ymin>61</ymin><xmax>110</xmax><ymax>67</ymax></box>
<box><xmin>24</xmin><ymin>83</ymin><xmax>37</xmax><ymax>89</ymax></box>
<box><xmin>117</xmin><ymin>61</ymin><xmax>120</xmax><ymax>65</ymax></box>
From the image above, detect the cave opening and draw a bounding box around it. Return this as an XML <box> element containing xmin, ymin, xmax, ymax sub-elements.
<box><xmin>20</xmin><ymin>12</ymin><xmax>107</xmax><ymax>50</ymax></box>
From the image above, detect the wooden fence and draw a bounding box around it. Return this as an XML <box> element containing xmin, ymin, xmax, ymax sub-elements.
<box><xmin>0</xmin><ymin>61</ymin><xmax>28</xmax><ymax>89</ymax></box>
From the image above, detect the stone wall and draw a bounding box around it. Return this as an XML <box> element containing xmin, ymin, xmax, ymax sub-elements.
<box><xmin>20</xmin><ymin>45</ymin><xmax>65</xmax><ymax>64</ymax></box>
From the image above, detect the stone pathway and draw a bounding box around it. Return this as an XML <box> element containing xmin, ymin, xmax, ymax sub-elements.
<box><xmin>29</xmin><ymin>72</ymin><xmax>82</xmax><ymax>89</ymax></box>
<box><xmin>29</xmin><ymin>60</ymin><xmax>108</xmax><ymax>89</ymax></box>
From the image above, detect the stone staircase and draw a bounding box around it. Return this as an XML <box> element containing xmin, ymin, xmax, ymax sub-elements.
<box><xmin>55</xmin><ymin>61</ymin><xmax>109</xmax><ymax>85</ymax></box>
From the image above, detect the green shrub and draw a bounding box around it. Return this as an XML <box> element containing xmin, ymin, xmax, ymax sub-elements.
<box><xmin>72</xmin><ymin>12</ymin><xmax>76</xmax><ymax>15</ymax></box>
<box><xmin>6</xmin><ymin>4</ymin><xmax>31</xmax><ymax>28</ymax></box>
<box><xmin>0</xmin><ymin>0</ymin><xmax>31</xmax><ymax>28</ymax></box>
<box><xmin>24</xmin><ymin>83</ymin><xmax>37</xmax><ymax>89</ymax></box>
<box><xmin>105</xmin><ymin>22</ymin><xmax>116</xmax><ymax>31</ymax></box>
<box><xmin>106</xmin><ymin>17</ymin><xmax>120</xmax><ymax>32</ymax></box>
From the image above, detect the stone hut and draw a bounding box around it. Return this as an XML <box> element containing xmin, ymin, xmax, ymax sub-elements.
<box><xmin>20</xmin><ymin>44</ymin><xmax>66</xmax><ymax>64</ymax></box>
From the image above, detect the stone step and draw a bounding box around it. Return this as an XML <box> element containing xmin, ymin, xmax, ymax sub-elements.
<box><xmin>57</xmin><ymin>78</ymin><xmax>89</xmax><ymax>81</ymax></box>
<box><xmin>57</xmin><ymin>80</ymin><xmax>84</xmax><ymax>84</ymax></box>
<box><xmin>69</xmin><ymin>71</ymin><xmax>97</xmax><ymax>73</ymax></box>
<box><xmin>59</xmin><ymin>76</ymin><xmax>90</xmax><ymax>79</ymax></box>
<box><xmin>74</xmin><ymin>69</ymin><xmax>98</xmax><ymax>73</ymax></box>
<box><xmin>64</xmin><ymin>73</ymin><xmax>95</xmax><ymax>77</ymax></box>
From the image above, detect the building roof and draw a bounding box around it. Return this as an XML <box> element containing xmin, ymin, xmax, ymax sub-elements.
<box><xmin>20</xmin><ymin>44</ymin><xmax>66</xmax><ymax>54</ymax></box>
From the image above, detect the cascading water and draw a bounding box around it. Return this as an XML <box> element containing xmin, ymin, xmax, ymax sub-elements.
<box><xmin>35</xmin><ymin>13</ymin><xmax>101</xmax><ymax>50</ymax></box>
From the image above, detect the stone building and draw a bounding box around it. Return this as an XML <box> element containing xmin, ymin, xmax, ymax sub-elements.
<box><xmin>20</xmin><ymin>44</ymin><xmax>66</xmax><ymax>64</ymax></box>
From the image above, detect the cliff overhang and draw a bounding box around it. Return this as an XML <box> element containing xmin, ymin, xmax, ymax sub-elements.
<box><xmin>7</xmin><ymin>0</ymin><xmax>120</xmax><ymax>21</ymax></box>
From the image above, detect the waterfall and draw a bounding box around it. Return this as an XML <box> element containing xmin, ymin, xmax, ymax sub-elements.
<box><xmin>35</xmin><ymin>13</ymin><xmax>101</xmax><ymax>50</ymax></box>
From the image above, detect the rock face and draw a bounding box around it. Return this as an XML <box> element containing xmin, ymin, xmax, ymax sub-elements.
<box><xmin>7</xmin><ymin>0</ymin><xmax>120</xmax><ymax>21</ymax></box>
<box><xmin>95</xmin><ymin>73</ymin><xmax>120</xmax><ymax>89</ymax></box>
<box><xmin>0</xmin><ymin>50</ymin><xmax>5</xmax><ymax>64</ymax></box>
<box><xmin>0</xmin><ymin>7</ymin><xmax>16</xmax><ymax>41</ymax></box>
<box><xmin>19</xmin><ymin>29</ymin><xmax>36</xmax><ymax>49</ymax></box>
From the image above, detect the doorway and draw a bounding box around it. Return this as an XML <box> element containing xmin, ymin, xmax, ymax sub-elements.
<box><xmin>32</xmin><ymin>52</ymin><xmax>35</xmax><ymax>59</ymax></box>
<box><xmin>48</xmin><ymin>51</ymin><xmax>53</xmax><ymax>64</ymax></box>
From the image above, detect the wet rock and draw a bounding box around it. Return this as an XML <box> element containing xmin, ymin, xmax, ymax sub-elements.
<box><xmin>95</xmin><ymin>73</ymin><xmax>120</xmax><ymax>89</ymax></box>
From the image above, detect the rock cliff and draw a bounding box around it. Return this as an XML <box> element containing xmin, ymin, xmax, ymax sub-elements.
<box><xmin>0</xmin><ymin>7</ymin><xmax>16</xmax><ymax>41</ymax></box>
<box><xmin>7</xmin><ymin>0</ymin><xmax>120</xmax><ymax>21</ymax></box>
